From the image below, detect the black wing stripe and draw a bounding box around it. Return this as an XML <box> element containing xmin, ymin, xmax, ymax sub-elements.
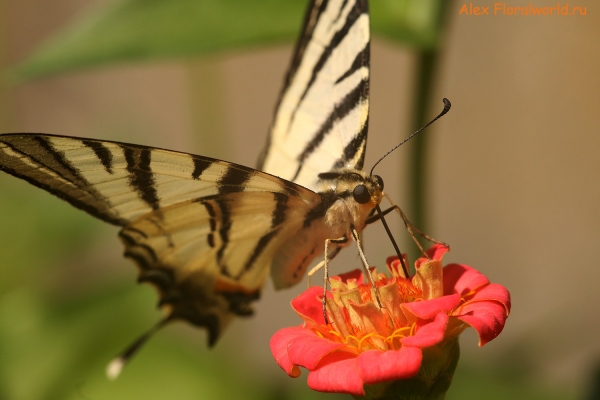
<box><xmin>123</xmin><ymin>146</ymin><xmax>160</xmax><ymax>210</ymax></box>
<box><xmin>271</xmin><ymin>192</ymin><xmax>289</xmax><ymax>227</ymax></box>
<box><xmin>215</xmin><ymin>198</ymin><xmax>232</xmax><ymax>270</ymax></box>
<box><xmin>335</xmin><ymin>42</ymin><xmax>369</xmax><ymax>85</ymax></box>
<box><xmin>240</xmin><ymin>231</ymin><xmax>279</xmax><ymax>277</ymax></box>
<box><xmin>0</xmin><ymin>136</ymin><xmax>127</xmax><ymax>225</ymax></box>
<box><xmin>214</xmin><ymin>165</ymin><xmax>255</xmax><ymax>273</ymax></box>
<box><xmin>255</xmin><ymin>0</ymin><xmax>327</xmax><ymax>171</ymax></box>
<box><xmin>0</xmin><ymin>161</ymin><xmax>125</xmax><ymax>226</ymax></box>
<box><xmin>289</xmin><ymin>0</ymin><xmax>366</xmax><ymax>132</ymax></box>
<box><xmin>291</xmin><ymin>78</ymin><xmax>368</xmax><ymax>181</ymax></box>
<box><xmin>192</xmin><ymin>157</ymin><xmax>212</xmax><ymax>180</ymax></box>
<box><xmin>217</xmin><ymin>165</ymin><xmax>255</xmax><ymax>195</ymax></box>
<box><xmin>331</xmin><ymin>115</ymin><xmax>368</xmax><ymax>170</ymax></box>
<box><xmin>32</xmin><ymin>136</ymin><xmax>84</xmax><ymax>183</ymax></box>
<box><xmin>201</xmin><ymin>200</ymin><xmax>218</xmax><ymax>249</ymax></box>
<box><xmin>6</xmin><ymin>136</ymin><xmax>92</xmax><ymax>191</ymax></box>
<box><xmin>256</xmin><ymin>0</ymin><xmax>329</xmax><ymax>170</ymax></box>
<box><xmin>119</xmin><ymin>229</ymin><xmax>159</xmax><ymax>269</ymax></box>
<box><xmin>239</xmin><ymin>192</ymin><xmax>289</xmax><ymax>275</ymax></box>
<box><xmin>121</xmin><ymin>225</ymin><xmax>148</xmax><ymax>239</ymax></box>
<box><xmin>213</xmin><ymin>196</ymin><xmax>244</xmax><ymax>280</ymax></box>
<box><xmin>332</xmin><ymin>0</ymin><xmax>350</xmax><ymax>24</ymax></box>
<box><xmin>82</xmin><ymin>139</ymin><xmax>114</xmax><ymax>174</ymax></box>
<box><xmin>303</xmin><ymin>189</ymin><xmax>351</xmax><ymax>228</ymax></box>
<box><xmin>273</xmin><ymin>0</ymin><xmax>330</xmax><ymax>109</ymax></box>
<box><xmin>278</xmin><ymin>176</ymin><xmax>302</xmax><ymax>197</ymax></box>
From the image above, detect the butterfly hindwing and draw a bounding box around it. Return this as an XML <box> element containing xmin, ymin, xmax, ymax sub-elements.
<box><xmin>120</xmin><ymin>191</ymin><xmax>313</xmax><ymax>344</ymax></box>
<box><xmin>258</xmin><ymin>0</ymin><xmax>370</xmax><ymax>190</ymax></box>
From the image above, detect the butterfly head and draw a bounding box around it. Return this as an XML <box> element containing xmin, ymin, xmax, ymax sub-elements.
<box><xmin>317</xmin><ymin>170</ymin><xmax>384</xmax><ymax>210</ymax></box>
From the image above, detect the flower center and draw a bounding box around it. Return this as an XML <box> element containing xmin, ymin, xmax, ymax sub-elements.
<box><xmin>319</xmin><ymin>272</ymin><xmax>428</xmax><ymax>353</ymax></box>
<box><xmin>318</xmin><ymin>323</ymin><xmax>416</xmax><ymax>353</ymax></box>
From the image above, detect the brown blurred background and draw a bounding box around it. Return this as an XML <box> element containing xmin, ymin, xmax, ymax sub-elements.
<box><xmin>0</xmin><ymin>0</ymin><xmax>598</xmax><ymax>399</ymax></box>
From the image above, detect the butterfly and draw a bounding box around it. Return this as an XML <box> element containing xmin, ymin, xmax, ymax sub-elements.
<box><xmin>0</xmin><ymin>0</ymin><xmax>396</xmax><ymax>377</ymax></box>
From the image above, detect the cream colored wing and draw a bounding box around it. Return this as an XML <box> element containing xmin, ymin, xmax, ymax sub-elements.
<box><xmin>258</xmin><ymin>0</ymin><xmax>370</xmax><ymax>190</ymax></box>
<box><xmin>120</xmin><ymin>190</ymin><xmax>312</xmax><ymax>345</ymax></box>
<box><xmin>0</xmin><ymin>133</ymin><xmax>317</xmax><ymax>223</ymax></box>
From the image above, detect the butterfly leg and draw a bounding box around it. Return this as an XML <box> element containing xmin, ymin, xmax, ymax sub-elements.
<box><xmin>366</xmin><ymin>200</ymin><xmax>450</xmax><ymax>256</ymax></box>
<box><xmin>307</xmin><ymin>245</ymin><xmax>341</xmax><ymax>288</ymax></box>
<box><xmin>320</xmin><ymin>235</ymin><xmax>348</xmax><ymax>324</ymax></box>
<box><xmin>350</xmin><ymin>226</ymin><xmax>382</xmax><ymax>309</ymax></box>
<box><xmin>307</xmin><ymin>260</ymin><xmax>325</xmax><ymax>288</ymax></box>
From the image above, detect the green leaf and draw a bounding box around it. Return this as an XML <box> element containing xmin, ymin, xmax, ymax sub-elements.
<box><xmin>10</xmin><ymin>0</ymin><xmax>307</xmax><ymax>82</ymax></box>
<box><xmin>11</xmin><ymin>0</ymin><xmax>446</xmax><ymax>82</ymax></box>
<box><xmin>372</xmin><ymin>0</ymin><xmax>446</xmax><ymax>49</ymax></box>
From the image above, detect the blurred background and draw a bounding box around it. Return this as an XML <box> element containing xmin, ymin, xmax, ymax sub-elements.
<box><xmin>0</xmin><ymin>0</ymin><xmax>598</xmax><ymax>399</ymax></box>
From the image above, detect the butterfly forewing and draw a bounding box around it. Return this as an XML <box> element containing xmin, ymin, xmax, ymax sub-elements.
<box><xmin>0</xmin><ymin>134</ymin><xmax>313</xmax><ymax>221</ymax></box>
<box><xmin>258</xmin><ymin>0</ymin><xmax>370</xmax><ymax>190</ymax></box>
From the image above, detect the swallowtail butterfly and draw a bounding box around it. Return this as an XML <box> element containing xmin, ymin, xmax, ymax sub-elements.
<box><xmin>0</xmin><ymin>0</ymin><xmax>416</xmax><ymax>377</ymax></box>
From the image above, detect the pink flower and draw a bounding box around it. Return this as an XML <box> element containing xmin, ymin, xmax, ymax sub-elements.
<box><xmin>270</xmin><ymin>245</ymin><xmax>511</xmax><ymax>397</ymax></box>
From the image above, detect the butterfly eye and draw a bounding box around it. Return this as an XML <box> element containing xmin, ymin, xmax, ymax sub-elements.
<box><xmin>353</xmin><ymin>185</ymin><xmax>371</xmax><ymax>204</ymax></box>
<box><xmin>374</xmin><ymin>175</ymin><xmax>384</xmax><ymax>190</ymax></box>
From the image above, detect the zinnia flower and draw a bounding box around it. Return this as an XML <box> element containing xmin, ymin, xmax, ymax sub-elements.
<box><xmin>270</xmin><ymin>244</ymin><xmax>511</xmax><ymax>399</ymax></box>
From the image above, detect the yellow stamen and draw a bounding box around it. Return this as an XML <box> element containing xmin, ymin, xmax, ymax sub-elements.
<box><xmin>328</xmin><ymin>330</ymin><xmax>343</xmax><ymax>341</ymax></box>
<box><xmin>409</xmin><ymin>322</ymin><xmax>417</xmax><ymax>337</ymax></box>
<box><xmin>345</xmin><ymin>334</ymin><xmax>361</xmax><ymax>347</ymax></box>
<box><xmin>357</xmin><ymin>332</ymin><xmax>387</xmax><ymax>351</ymax></box>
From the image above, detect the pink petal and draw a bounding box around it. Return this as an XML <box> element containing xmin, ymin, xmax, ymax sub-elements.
<box><xmin>270</xmin><ymin>327</ymin><xmax>306</xmax><ymax>377</ymax></box>
<box><xmin>455</xmin><ymin>302</ymin><xmax>509</xmax><ymax>346</ymax></box>
<box><xmin>356</xmin><ymin>346</ymin><xmax>422</xmax><ymax>384</ymax></box>
<box><xmin>443</xmin><ymin>263</ymin><xmax>489</xmax><ymax>295</ymax></box>
<box><xmin>467</xmin><ymin>283</ymin><xmax>511</xmax><ymax>313</ymax></box>
<box><xmin>415</xmin><ymin>244</ymin><xmax>449</xmax><ymax>268</ymax></box>
<box><xmin>287</xmin><ymin>331</ymin><xmax>350</xmax><ymax>370</ymax></box>
<box><xmin>402</xmin><ymin>294</ymin><xmax>461</xmax><ymax>319</ymax></box>
<box><xmin>307</xmin><ymin>352</ymin><xmax>364</xmax><ymax>395</ymax></box>
<box><xmin>401</xmin><ymin>312</ymin><xmax>448</xmax><ymax>348</ymax></box>
<box><xmin>291</xmin><ymin>286</ymin><xmax>326</xmax><ymax>324</ymax></box>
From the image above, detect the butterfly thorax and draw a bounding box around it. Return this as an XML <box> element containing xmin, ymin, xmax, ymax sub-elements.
<box><xmin>270</xmin><ymin>169</ymin><xmax>383</xmax><ymax>290</ymax></box>
<box><xmin>313</xmin><ymin>169</ymin><xmax>383</xmax><ymax>235</ymax></box>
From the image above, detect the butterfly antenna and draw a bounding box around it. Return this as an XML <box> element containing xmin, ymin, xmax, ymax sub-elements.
<box><xmin>106</xmin><ymin>317</ymin><xmax>170</xmax><ymax>380</ymax></box>
<box><xmin>367</xmin><ymin>98</ymin><xmax>451</xmax><ymax>276</ymax></box>
<box><xmin>369</xmin><ymin>98</ymin><xmax>451</xmax><ymax>176</ymax></box>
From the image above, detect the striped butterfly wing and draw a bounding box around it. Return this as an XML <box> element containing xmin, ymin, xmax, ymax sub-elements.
<box><xmin>0</xmin><ymin>134</ymin><xmax>319</xmax><ymax>344</ymax></box>
<box><xmin>258</xmin><ymin>0</ymin><xmax>370</xmax><ymax>190</ymax></box>
<box><xmin>0</xmin><ymin>0</ymin><xmax>376</xmax><ymax>370</ymax></box>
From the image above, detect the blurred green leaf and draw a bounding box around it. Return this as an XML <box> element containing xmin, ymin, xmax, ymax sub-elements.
<box><xmin>0</xmin><ymin>281</ymin><xmax>351</xmax><ymax>400</ymax></box>
<box><xmin>447</xmin><ymin>362</ymin><xmax>577</xmax><ymax>400</ymax></box>
<box><xmin>11</xmin><ymin>0</ymin><xmax>306</xmax><ymax>81</ymax></box>
<box><xmin>0</xmin><ymin>176</ymin><xmax>100</xmax><ymax>292</ymax></box>
<box><xmin>372</xmin><ymin>0</ymin><xmax>445</xmax><ymax>48</ymax></box>
<box><xmin>11</xmin><ymin>0</ymin><xmax>446</xmax><ymax>82</ymax></box>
